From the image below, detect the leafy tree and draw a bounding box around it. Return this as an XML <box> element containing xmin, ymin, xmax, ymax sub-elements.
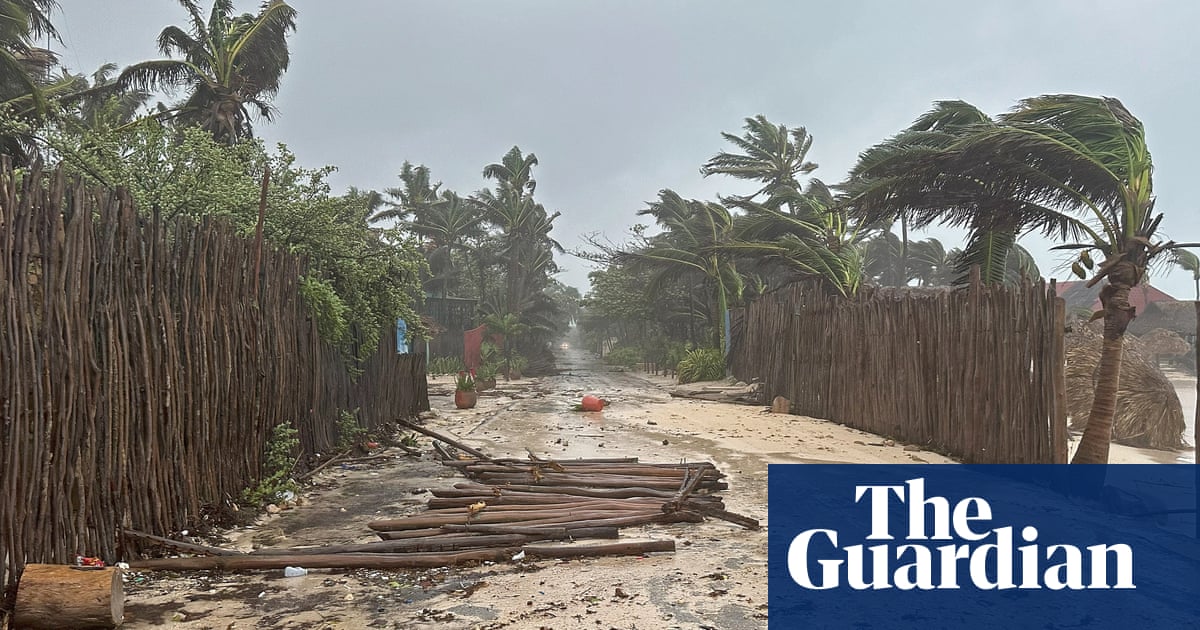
<box><xmin>48</xmin><ymin>122</ymin><xmax>425</xmax><ymax>360</ymax></box>
<box><xmin>116</xmin><ymin>0</ymin><xmax>297</xmax><ymax>144</ymax></box>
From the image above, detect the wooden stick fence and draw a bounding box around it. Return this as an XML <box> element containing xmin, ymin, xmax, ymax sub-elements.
<box><xmin>0</xmin><ymin>162</ymin><xmax>429</xmax><ymax>594</ymax></box>
<box><xmin>730</xmin><ymin>276</ymin><xmax>1067</xmax><ymax>464</ymax></box>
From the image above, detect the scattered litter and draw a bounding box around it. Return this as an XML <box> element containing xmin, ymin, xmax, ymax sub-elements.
<box><xmin>283</xmin><ymin>566</ymin><xmax>307</xmax><ymax>577</ymax></box>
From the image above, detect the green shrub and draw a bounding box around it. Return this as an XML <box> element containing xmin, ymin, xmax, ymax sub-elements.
<box><xmin>428</xmin><ymin>355</ymin><xmax>466</xmax><ymax>376</ymax></box>
<box><xmin>243</xmin><ymin>422</ymin><xmax>299</xmax><ymax>507</ymax></box>
<box><xmin>604</xmin><ymin>346</ymin><xmax>643</xmax><ymax>369</ymax></box>
<box><xmin>335</xmin><ymin>408</ymin><xmax>366</xmax><ymax>451</ymax></box>
<box><xmin>676</xmin><ymin>348</ymin><xmax>725</xmax><ymax>384</ymax></box>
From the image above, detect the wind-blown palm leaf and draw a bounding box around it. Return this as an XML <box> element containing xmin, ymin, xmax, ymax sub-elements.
<box><xmin>114</xmin><ymin>0</ymin><xmax>296</xmax><ymax>143</ymax></box>
<box><xmin>846</xmin><ymin>93</ymin><xmax>1167</xmax><ymax>464</ymax></box>
<box><xmin>701</xmin><ymin>114</ymin><xmax>817</xmax><ymax>200</ymax></box>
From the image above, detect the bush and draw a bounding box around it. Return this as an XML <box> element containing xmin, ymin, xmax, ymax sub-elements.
<box><xmin>677</xmin><ymin>348</ymin><xmax>725</xmax><ymax>384</ymax></box>
<box><xmin>335</xmin><ymin>408</ymin><xmax>366</xmax><ymax>451</ymax></box>
<box><xmin>243</xmin><ymin>422</ymin><xmax>299</xmax><ymax>507</ymax></box>
<box><xmin>428</xmin><ymin>355</ymin><xmax>465</xmax><ymax>376</ymax></box>
<box><xmin>604</xmin><ymin>346</ymin><xmax>643</xmax><ymax>369</ymax></box>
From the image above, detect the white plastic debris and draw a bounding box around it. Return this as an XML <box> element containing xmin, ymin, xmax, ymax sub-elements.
<box><xmin>115</xmin><ymin>562</ymin><xmax>130</xmax><ymax>570</ymax></box>
<box><xmin>511</xmin><ymin>551</ymin><xmax>526</xmax><ymax>561</ymax></box>
<box><xmin>283</xmin><ymin>566</ymin><xmax>308</xmax><ymax>577</ymax></box>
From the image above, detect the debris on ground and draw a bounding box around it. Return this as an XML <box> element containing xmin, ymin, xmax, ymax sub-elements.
<box><xmin>121</xmin><ymin>422</ymin><xmax>758</xmax><ymax>574</ymax></box>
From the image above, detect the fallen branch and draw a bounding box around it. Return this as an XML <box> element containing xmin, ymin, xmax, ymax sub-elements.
<box><xmin>295</xmin><ymin>448</ymin><xmax>354</xmax><ymax>482</ymax></box>
<box><xmin>122</xmin><ymin>529</ymin><xmax>242</xmax><ymax>557</ymax></box>
<box><xmin>682</xmin><ymin>500</ymin><xmax>760</xmax><ymax>530</ymax></box>
<box><xmin>396</xmin><ymin>418</ymin><xmax>495</xmax><ymax>462</ymax></box>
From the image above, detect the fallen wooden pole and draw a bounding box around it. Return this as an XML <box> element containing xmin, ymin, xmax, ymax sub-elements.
<box><xmin>295</xmin><ymin>448</ymin><xmax>354</xmax><ymax>482</ymax></box>
<box><xmin>123</xmin><ymin>529</ymin><xmax>243</xmax><ymax>557</ymax></box>
<box><xmin>448</xmin><ymin>483</ymin><xmax>685</xmax><ymax>500</ymax></box>
<box><xmin>439</xmin><ymin>524</ymin><xmax>619</xmax><ymax>539</ymax></box>
<box><xmin>128</xmin><ymin>550</ymin><xmax>509</xmax><ymax>570</ymax></box>
<box><xmin>523</xmin><ymin>539</ymin><xmax>674</xmax><ymax>558</ymax></box>
<box><xmin>368</xmin><ymin>507</ymin><xmax>659</xmax><ymax>531</ymax></box>
<box><xmin>251</xmin><ymin>533</ymin><xmax>549</xmax><ymax>555</ymax></box>
<box><xmin>396</xmin><ymin>418</ymin><xmax>496</xmax><ymax>462</ymax></box>
<box><xmin>128</xmin><ymin>540</ymin><xmax>675</xmax><ymax>571</ymax></box>
<box><xmin>464</xmin><ymin>511</ymin><xmax>705</xmax><ymax>531</ymax></box>
<box><xmin>441</xmin><ymin>456</ymin><xmax>641</xmax><ymax>467</ymax></box>
<box><xmin>425</xmin><ymin>494</ymin><xmax>717</xmax><ymax>509</ymax></box>
<box><xmin>683</xmin><ymin>500</ymin><xmax>761</xmax><ymax>530</ymax></box>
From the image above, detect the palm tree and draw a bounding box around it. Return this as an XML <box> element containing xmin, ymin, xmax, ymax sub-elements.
<box><xmin>407</xmin><ymin>191</ymin><xmax>484</xmax><ymax>297</ymax></box>
<box><xmin>372</xmin><ymin>161</ymin><xmax>443</xmax><ymax>224</ymax></box>
<box><xmin>722</xmin><ymin>187</ymin><xmax>864</xmax><ymax>297</ymax></box>
<box><xmin>700</xmin><ymin>114</ymin><xmax>817</xmax><ymax>202</ymax></box>
<box><xmin>116</xmin><ymin>0</ymin><xmax>297</xmax><ymax>144</ymax></box>
<box><xmin>475</xmin><ymin>146</ymin><xmax>562</xmax><ymax>318</ymax></box>
<box><xmin>0</xmin><ymin>0</ymin><xmax>68</xmax><ymax>160</ymax></box>
<box><xmin>623</xmin><ymin>189</ymin><xmax>742</xmax><ymax>351</ymax></box>
<box><xmin>847</xmin><ymin>94</ymin><xmax>1190</xmax><ymax>464</ymax></box>
<box><xmin>483</xmin><ymin>145</ymin><xmax>538</xmax><ymax>196</ymax></box>
<box><xmin>844</xmin><ymin>100</ymin><xmax>1037</xmax><ymax>285</ymax></box>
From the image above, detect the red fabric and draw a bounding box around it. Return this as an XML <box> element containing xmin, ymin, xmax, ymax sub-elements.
<box><xmin>463</xmin><ymin>325</ymin><xmax>486</xmax><ymax>371</ymax></box>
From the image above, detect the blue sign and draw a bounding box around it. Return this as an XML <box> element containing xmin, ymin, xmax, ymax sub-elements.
<box><xmin>395</xmin><ymin>319</ymin><xmax>408</xmax><ymax>354</ymax></box>
<box><xmin>768</xmin><ymin>465</ymin><xmax>1199</xmax><ymax>629</ymax></box>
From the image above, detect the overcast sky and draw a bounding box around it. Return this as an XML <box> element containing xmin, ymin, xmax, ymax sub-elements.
<box><xmin>52</xmin><ymin>1</ymin><xmax>1200</xmax><ymax>297</ymax></box>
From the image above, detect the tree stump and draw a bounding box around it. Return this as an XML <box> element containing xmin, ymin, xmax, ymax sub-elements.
<box><xmin>13</xmin><ymin>564</ymin><xmax>123</xmax><ymax>628</ymax></box>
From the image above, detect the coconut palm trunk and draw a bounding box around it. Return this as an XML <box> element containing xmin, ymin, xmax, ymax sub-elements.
<box><xmin>1071</xmin><ymin>260</ymin><xmax>1140</xmax><ymax>464</ymax></box>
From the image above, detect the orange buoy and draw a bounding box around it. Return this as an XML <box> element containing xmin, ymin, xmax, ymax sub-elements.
<box><xmin>580</xmin><ymin>395</ymin><xmax>604</xmax><ymax>412</ymax></box>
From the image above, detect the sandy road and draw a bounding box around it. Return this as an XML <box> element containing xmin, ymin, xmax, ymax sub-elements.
<box><xmin>119</xmin><ymin>334</ymin><xmax>957</xmax><ymax>629</ymax></box>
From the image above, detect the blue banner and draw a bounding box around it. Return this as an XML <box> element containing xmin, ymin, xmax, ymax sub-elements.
<box><xmin>768</xmin><ymin>464</ymin><xmax>1199</xmax><ymax>629</ymax></box>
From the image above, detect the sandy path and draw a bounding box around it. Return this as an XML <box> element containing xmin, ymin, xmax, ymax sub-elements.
<box><xmin>119</xmin><ymin>337</ymin><xmax>954</xmax><ymax>629</ymax></box>
<box><xmin>117</xmin><ymin>334</ymin><xmax>1191</xmax><ymax>628</ymax></box>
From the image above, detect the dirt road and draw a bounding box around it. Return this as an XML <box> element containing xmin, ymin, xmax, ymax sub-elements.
<box><xmin>121</xmin><ymin>334</ymin><xmax>952</xmax><ymax>629</ymax></box>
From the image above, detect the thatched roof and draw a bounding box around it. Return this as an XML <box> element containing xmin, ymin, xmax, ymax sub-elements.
<box><xmin>1137</xmin><ymin>328</ymin><xmax>1191</xmax><ymax>357</ymax></box>
<box><xmin>1128</xmin><ymin>300</ymin><xmax>1197</xmax><ymax>337</ymax></box>
<box><xmin>1066</xmin><ymin>320</ymin><xmax>1187</xmax><ymax>450</ymax></box>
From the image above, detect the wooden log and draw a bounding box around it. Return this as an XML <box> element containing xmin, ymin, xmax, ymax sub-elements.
<box><xmin>523</xmin><ymin>540</ymin><xmax>675</xmax><ymax>558</ymax></box>
<box><xmin>127</xmin><ymin>550</ymin><xmax>510</xmax><ymax>571</ymax></box>
<box><xmin>426</xmin><ymin>494</ymin><xmax>704</xmax><ymax>509</ymax></box>
<box><xmin>461</xmin><ymin>464</ymin><xmax>723</xmax><ymax>479</ymax></box>
<box><xmin>683</xmin><ymin>500</ymin><xmax>761</xmax><ymax>530</ymax></box>
<box><xmin>468</xmin><ymin>473</ymin><xmax>727</xmax><ymax>491</ymax></box>
<box><xmin>251</xmin><ymin>533</ymin><xmax>547</xmax><ymax>555</ymax></box>
<box><xmin>426</xmin><ymin>500</ymin><xmax>661</xmax><ymax>514</ymax></box>
<box><xmin>368</xmin><ymin>507</ymin><xmax>657</xmax><ymax>531</ymax></box>
<box><xmin>448</xmin><ymin>483</ymin><xmax>685</xmax><ymax>499</ymax></box>
<box><xmin>439</xmin><ymin>525</ymin><xmax>620</xmax><ymax>539</ymax></box>
<box><xmin>13</xmin><ymin>564</ymin><xmax>124</xmax><ymax>629</ymax></box>
<box><xmin>478</xmin><ymin>511</ymin><xmax>705</xmax><ymax>531</ymax></box>
<box><xmin>440</xmin><ymin>457</ymin><xmax>640</xmax><ymax>467</ymax></box>
<box><xmin>127</xmin><ymin>540</ymin><xmax>675</xmax><ymax>572</ymax></box>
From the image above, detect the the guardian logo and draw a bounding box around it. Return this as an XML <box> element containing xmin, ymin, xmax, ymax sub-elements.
<box><xmin>787</xmin><ymin>478</ymin><xmax>1135</xmax><ymax>591</ymax></box>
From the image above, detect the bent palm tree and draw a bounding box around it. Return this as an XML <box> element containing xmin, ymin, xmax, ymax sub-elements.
<box><xmin>116</xmin><ymin>0</ymin><xmax>297</xmax><ymax>144</ymax></box>
<box><xmin>848</xmin><ymin>94</ymin><xmax>1189</xmax><ymax>463</ymax></box>
<box><xmin>623</xmin><ymin>190</ymin><xmax>742</xmax><ymax>351</ymax></box>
